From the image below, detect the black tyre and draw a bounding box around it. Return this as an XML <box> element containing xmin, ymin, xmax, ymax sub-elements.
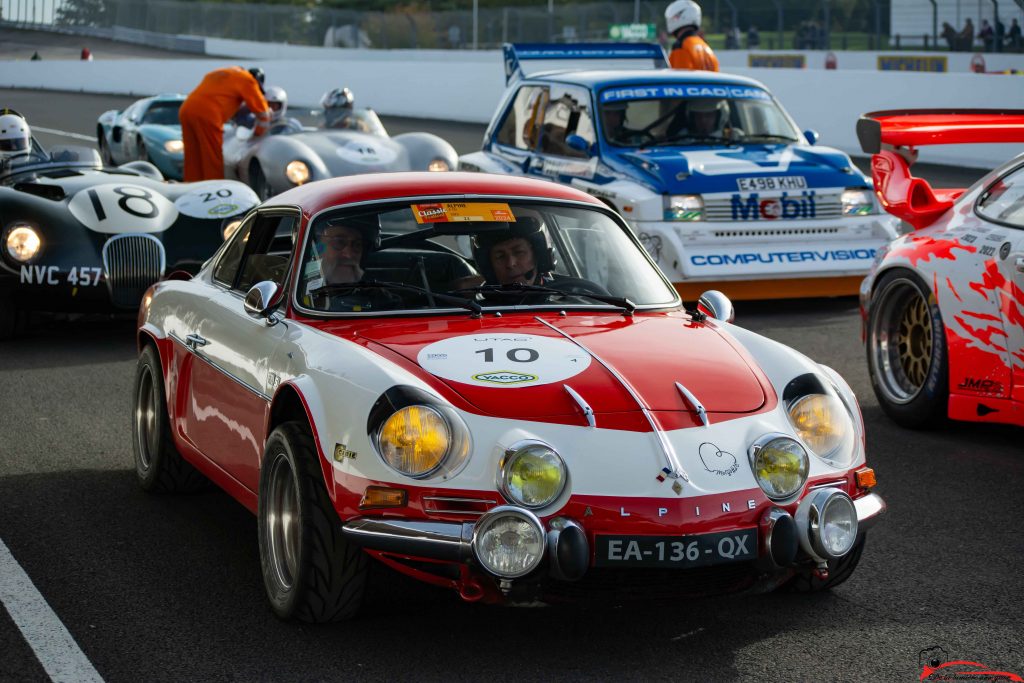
<box><xmin>867</xmin><ymin>269</ymin><xmax>948</xmax><ymax>428</ymax></box>
<box><xmin>98</xmin><ymin>134</ymin><xmax>114</xmax><ymax>165</ymax></box>
<box><xmin>131</xmin><ymin>344</ymin><xmax>207</xmax><ymax>492</ymax></box>
<box><xmin>785</xmin><ymin>534</ymin><xmax>866</xmax><ymax>593</ymax></box>
<box><xmin>0</xmin><ymin>290</ymin><xmax>20</xmax><ymax>341</ymax></box>
<box><xmin>258</xmin><ymin>421</ymin><xmax>369</xmax><ymax>622</ymax></box>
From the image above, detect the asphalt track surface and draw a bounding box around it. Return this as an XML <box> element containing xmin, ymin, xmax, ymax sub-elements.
<box><xmin>1</xmin><ymin>88</ymin><xmax>1022</xmax><ymax>682</ymax></box>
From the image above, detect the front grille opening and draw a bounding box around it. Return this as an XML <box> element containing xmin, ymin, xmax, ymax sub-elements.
<box><xmin>712</xmin><ymin>227</ymin><xmax>842</xmax><ymax>238</ymax></box>
<box><xmin>101</xmin><ymin>233</ymin><xmax>166</xmax><ymax>309</ymax></box>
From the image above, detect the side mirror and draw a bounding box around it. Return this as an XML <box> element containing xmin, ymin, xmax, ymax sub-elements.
<box><xmin>803</xmin><ymin>129</ymin><xmax>819</xmax><ymax>146</ymax></box>
<box><xmin>565</xmin><ymin>134</ymin><xmax>592</xmax><ymax>154</ymax></box>
<box><xmin>244</xmin><ymin>281</ymin><xmax>280</xmax><ymax>322</ymax></box>
<box><xmin>697</xmin><ymin>290</ymin><xmax>735</xmax><ymax>323</ymax></box>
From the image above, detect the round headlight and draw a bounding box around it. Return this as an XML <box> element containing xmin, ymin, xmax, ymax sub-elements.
<box><xmin>498</xmin><ymin>441</ymin><xmax>566</xmax><ymax>509</ymax></box>
<box><xmin>426</xmin><ymin>158</ymin><xmax>450</xmax><ymax>172</ymax></box>
<box><xmin>749</xmin><ymin>436</ymin><xmax>809</xmax><ymax>501</ymax></box>
<box><xmin>285</xmin><ymin>160</ymin><xmax>310</xmax><ymax>185</ymax></box>
<box><xmin>164</xmin><ymin>139</ymin><xmax>184</xmax><ymax>154</ymax></box>
<box><xmin>5</xmin><ymin>225</ymin><xmax>41</xmax><ymax>263</ymax></box>
<box><xmin>788</xmin><ymin>393</ymin><xmax>851</xmax><ymax>461</ymax></box>
<box><xmin>820</xmin><ymin>493</ymin><xmax>858</xmax><ymax>557</ymax></box>
<box><xmin>377</xmin><ymin>405</ymin><xmax>450</xmax><ymax>478</ymax></box>
<box><xmin>222</xmin><ymin>219</ymin><xmax>242</xmax><ymax>241</ymax></box>
<box><xmin>471</xmin><ymin>507</ymin><xmax>545</xmax><ymax>578</ymax></box>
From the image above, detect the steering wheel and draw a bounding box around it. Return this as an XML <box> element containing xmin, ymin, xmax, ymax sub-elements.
<box><xmin>543</xmin><ymin>277</ymin><xmax>611</xmax><ymax>297</ymax></box>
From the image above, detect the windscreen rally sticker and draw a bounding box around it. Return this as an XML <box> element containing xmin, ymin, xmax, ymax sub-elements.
<box><xmin>412</xmin><ymin>202</ymin><xmax>516</xmax><ymax>224</ymax></box>
<box><xmin>417</xmin><ymin>334</ymin><xmax>591</xmax><ymax>387</ymax></box>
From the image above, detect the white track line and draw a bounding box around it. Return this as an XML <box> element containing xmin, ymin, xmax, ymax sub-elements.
<box><xmin>31</xmin><ymin>126</ymin><xmax>96</xmax><ymax>142</ymax></box>
<box><xmin>0</xmin><ymin>536</ymin><xmax>104</xmax><ymax>683</ymax></box>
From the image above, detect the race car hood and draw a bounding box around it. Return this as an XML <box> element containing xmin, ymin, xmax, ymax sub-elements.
<box><xmin>605</xmin><ymin>144</ymin><xmax>864</xmax><ymax>194</ymax></box>
<box><xmin>354</xmin><ymin>314</ymin><xmax>767</xmax><ymax>420</ymax></box>
<box><xmin>138</xmin><ymin>124</ymin><xmax>182</xmax><ymax>143</ymax></box>
<box><xmin>290</xmin><ymin>130</ymin><xmax>414</xmax><ymax>174</ymax></box>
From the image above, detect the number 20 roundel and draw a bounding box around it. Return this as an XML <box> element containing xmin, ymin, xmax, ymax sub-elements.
<box><xmin>68</xmin><ymin>183</ymin><xmax>178</xmax><ymax>234</ymax></box>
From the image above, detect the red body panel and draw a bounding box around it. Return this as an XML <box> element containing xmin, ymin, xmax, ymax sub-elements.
<box><xmin>866</xmin><ymin>111</ymin><xmax>1024</xmax><ymax>148</ymax></box>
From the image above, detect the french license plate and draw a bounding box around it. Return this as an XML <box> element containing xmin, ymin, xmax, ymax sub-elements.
<box><xmin>594</xmin><ymin>528</ymin><xmax>757</xmax><ymax>568</ymax></box>
<box><xmin>736</xmin><ymin>176</ymin><xmax>807</xmax><ymax>192</ymax></box>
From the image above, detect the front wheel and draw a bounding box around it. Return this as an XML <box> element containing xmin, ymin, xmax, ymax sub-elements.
<box><xmin>98</xmin><ymin>134</ymin><xmax>115</xmax><ymax>165</ymax></box>
<box><xmin>132</xmin><ymin>345</ymin><xmax>207</xmax><ymax>492</ymax></box>
<box><xmin>250</xmin><ymin>163</ymin><xmax>272</xmax><ymax>201</ymax></box>
<box><xmin>258</xmin><ymin>421</ymin><xmax>369</xmax><ymax>622</ymax></box>
<box><xmin>867</xmin><ymin>270</ymin><xmax>948</xmax><ymax>428</ymax></box>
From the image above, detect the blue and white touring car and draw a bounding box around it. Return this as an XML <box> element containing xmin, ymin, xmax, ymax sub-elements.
<box><xmin>460</xmin><ymin>44</ymin><xmax>900</xmax><ymax>299</ymax></box>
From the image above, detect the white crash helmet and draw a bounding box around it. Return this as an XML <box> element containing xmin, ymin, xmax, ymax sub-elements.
<box><xmin>665</xmin><ymin>0</ymin><xmax>702</xmax><ymax>33</ymax></box>
<box><xmin>0</xmin><ymin>111</ymin><xmax>30</xmax><ymax>160</ymax></box>
<box><xmin>264</xmin><ymin>85</ymin><xmax>287</xmax><ymax>123</ymax></box>
<box><xmin>688</xmin><ymin>98</ymin><xmax>728</xmax><ymax>130</ymax></box>
<box><xmin>320</xmin><ymin>87</ymin><xmax>354</xmax><ymax>111</ymax></box>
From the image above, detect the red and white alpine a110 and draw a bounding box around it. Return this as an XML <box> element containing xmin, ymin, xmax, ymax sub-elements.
<box><xmin>134</xmin><ymin>172</ymin><xmax>884</xmax><ymax>621</ymax></box>
<box><xmin>857</xmin><ymin>110</ymin><xmax>1024</xmax><ymax>428</ymax></box>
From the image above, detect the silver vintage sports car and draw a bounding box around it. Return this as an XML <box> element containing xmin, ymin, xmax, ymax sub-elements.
<box><xmin>223</xmin><ymin>107</ymin><xmax>459</xmax><ymax>199</ymax></box>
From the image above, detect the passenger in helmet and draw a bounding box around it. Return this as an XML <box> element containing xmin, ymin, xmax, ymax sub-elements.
<box><xmin>471</xmin><ymin>218</ymin><xmax>556</xmax><ymax>286</ymax></box>
<box><xmin>687</xmin><ymin>98</ymin><xmax>729</xmax><ymax>137</ymax></box>
<box><xmin>320</xmin><ymin>87</ymin><xmax>361</xmax><ymax>130</ymax></box>
<box><xmin>263</xmin><ymin>85</ymin><xmax>303</xmax><ymax>135</ymax></box>
<box><xmin>0</xmin><ymin>111</ymin><xmax>31</xmax><ymax>163</ymax></box>
<box><xmin>600</xmin><ymin>100</ymin><xmax>646</xmax><ymax>145</ymax></box>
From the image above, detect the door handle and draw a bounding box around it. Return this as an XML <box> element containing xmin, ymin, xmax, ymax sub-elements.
<box><xmin>185</xmin><ymin>334</ymin><xmax>208</xmax><ymax>351</ymax></box>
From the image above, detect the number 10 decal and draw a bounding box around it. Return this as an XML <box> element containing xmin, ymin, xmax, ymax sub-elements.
<box><xmin>475</xmin><ymin>347</ymin><xmax>540</xmax><ymax>363</ymax></box>
<box><xmin>418</xmin><ymin>334</ymin><xmax>591</xmax><ymax>388</ymax></box>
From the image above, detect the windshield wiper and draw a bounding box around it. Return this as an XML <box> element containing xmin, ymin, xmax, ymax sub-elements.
<box><xmin>453</xmin><ymin>283</ymin><xmax>636</xmax><ymax>316</ymax></box>
<box><xmin>742</xmin><ymin>134</ymin><xmax>798</xmax><ymax>143</ymax></box>
<box><xmin>646</xmin><ymin>134</ymin><xmax>729</xmax><ymax>147</ymax></box>
<box><xmin>310</xmin><ymin>280</ymin><xmax>483</xmax><ymax>317</ymax></box>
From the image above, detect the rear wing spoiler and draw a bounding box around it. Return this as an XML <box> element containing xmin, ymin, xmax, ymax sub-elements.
<box><xmin>855</xmin><ymin>110</ymin><xmax>1024</xmax><ymax>230</ymax></box>
<box><xmin>503</xmin><ymin>42</ymin><xmax>668</xmax><ymax>84</ymax></box>
<box><xmin>856</xmin><ymin>109</ymin><xmax>1024</xmax><ymax>154</ymax></box>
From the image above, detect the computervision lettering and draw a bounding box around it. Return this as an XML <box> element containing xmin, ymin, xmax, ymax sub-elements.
<box><xmin>690</xmin><ymin>249</ymin><xmax>877</xmax><ymax>266</ymax></box>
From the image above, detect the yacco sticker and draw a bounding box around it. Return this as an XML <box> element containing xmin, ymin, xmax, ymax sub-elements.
<box><xmin>417</xmin><ymin>334</ymin><xmax>591</xmax><ymax>388</ymax></box>
<box><xmin>174</xmin><ymin>181</ymin><xmax>258</xmax><ymax>220</ymax></box>
<box><xmin>68</xmin><ymin>183</ymin><xmax>177</xmax><ymax>234</ymax></box>
<box><xmin>600</xmin><ymin>85</ymin><xmax>770</xmax><ymax>103</ymax></box>
<box><xmin>412</xmin><ymin>202</ymin><xmax>516</xmax><ymax>224</ymax></box>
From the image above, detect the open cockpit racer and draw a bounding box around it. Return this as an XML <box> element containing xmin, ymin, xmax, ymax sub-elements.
<box><xmin>460</xmin><ymin>43</ymin><xmax>900</xmax><ymax>300</ymax></box>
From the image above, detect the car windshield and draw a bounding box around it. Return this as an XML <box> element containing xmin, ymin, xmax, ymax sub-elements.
<box><xmin>142</xmin><ymin>101</ymin><xmax>182</xmax><ymax>126</ymax></box>
<box><xmin>976</xmin><ymin>164</ymin><xmax>1024</xmax><ymax>229</ymax></box>
<box><xmin>296</xmin><ymin>199</ymin><xmax>679</xmax><ymax>314</ymax></box>
<box><xmin>0</xmin><ymin>140</ymin><xmax>100</xmax><ymax>182</ymax></box>
<box><xmin>323</xmin><ymin>108</ymin><xmax>387</xmax><ymax>136</ymax></box>
<box><xmin>598</xmin><ymin>84</ymin><xmax>800</xmax><ymax>147</ymax></box>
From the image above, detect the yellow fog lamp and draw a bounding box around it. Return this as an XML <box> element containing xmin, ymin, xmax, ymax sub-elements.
<box><xmin>749</xmin><ymin>435</ymin><xmax>809</xmax><ymax>501</ymax></box>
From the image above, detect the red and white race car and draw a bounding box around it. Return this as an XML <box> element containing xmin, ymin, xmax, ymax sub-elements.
<box><xmin>857</xmin><ymin>110</ymin><xmax>1024</xmax><ymax>428</ymax></box>
<box><xmin>133</xmin><ymin>172</ymin><xmax>883</xmax><ymax>621</ymax></box>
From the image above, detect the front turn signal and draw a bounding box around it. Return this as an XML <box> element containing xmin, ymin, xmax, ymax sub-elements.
<box><xmin>359</xmin><ymin>486</ymin><xmax>407</xmax><ymax>510</ymax></box>
<box><xmin>855</xmin><ymin>467</ymin><xmax>876</xmax><ymax>489</ymax></box>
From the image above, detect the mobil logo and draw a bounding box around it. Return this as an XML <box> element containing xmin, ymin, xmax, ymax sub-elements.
<box><xmin>731</xmin><ymin>191</ymin><xmax>816</xmax><ymax>221</ymax></box>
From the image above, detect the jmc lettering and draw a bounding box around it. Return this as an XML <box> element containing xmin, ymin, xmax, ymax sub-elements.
<box><xmin>731</xmin><ymin>191</ymin><xmax>816</xmax><ymax>221</ymax></box>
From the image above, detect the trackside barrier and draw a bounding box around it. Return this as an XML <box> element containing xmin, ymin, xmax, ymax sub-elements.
<box><xmin>0</xmin><ymin>55</ymin><xmax>1020</xmax><ymax>168</ymax></box>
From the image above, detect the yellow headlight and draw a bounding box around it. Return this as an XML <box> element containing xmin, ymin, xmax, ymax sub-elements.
<box><xmin>751</xmin><ymin>437</ymin><xmax>808</xmax><ymax>500</ymax></box>
<box><xmin>222</xmin><ymin>219</ymin><xmax>242</xmax><ymax>241</ymax></box>
<box><xmin>378</xmin><ymin>405</ymin><xmax>450</xmax><ymax>478</ymax></box>
<box><xmin>500</xmin><ymin>442</ymin><xmax>566</xmax><ymax>508</ymax></box>
<box><xmin>427</xmin><ymin>159</ymin><xmax>450</xmax><ymax>172</ymax></box>
<box><xmin>5</xmin><ymin>225</ymin><xmax>41</xmax><ymax>262</ymax></box>
<box><xmin>788</xmin><ymin>393</ymin><xmax>849</xmax><ymax>457</ymax></box>
<box><xmin>164</xmin><ymin>139</ymin><xmax>184</xmax><ymax>154</ymax></box>
<box><xmin>285</xmin><ymin>160</ymin><xmax>310</xmax><ymax>185</ymax></box>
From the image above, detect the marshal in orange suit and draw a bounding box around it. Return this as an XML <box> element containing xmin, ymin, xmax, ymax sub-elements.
<box><xmin>664</xmin><ymin>0</ymin><xmax>719</xmax><ymax>72</ymax></box>
<box><xmin>179</xmin><ymin>66</ymin><xmax>271</xmax><ymax>182</ymax></box>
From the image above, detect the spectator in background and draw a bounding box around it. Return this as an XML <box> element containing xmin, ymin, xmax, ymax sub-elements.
<box><xmin>746</xmin><ymin>24</ymin><xmax>760</xmax><ymax>49</ymax></box>
<box><xmin>978</xmin><ymin>19</ymin><xmax>994</xmax><ymax>51</ymax></box>
<box><xmin>958</xmin><ymin>18</ymin><xmax>974</xmax><ymax>51</ymax></box>
<box><xmin>1009</xmin><ymin>18</ymin><xmax>1022</xmax><ymax>51</ymax></box>
<box><xmin>447</xmin><ymin>24</ymin><xmax>462</xmax><ymax>49</ymax></box>
<box><xmin>994</xmin><ymin>18</ymin><xmax>1005</xmax><ymax>52</ymax></box>
<box><xmin>941</xmin><ymin>22</ymin><xmax>957</xmax><ymax>51</ymax></box>
<box><xmin>664</xmin><ymin>0</ymin><xmax>719</xmax><ymax>71</ymax></box>
<box><xmin>725</xmin><ymin>25</ymin><xmax>741</xmax><ymax>49</ymax></box>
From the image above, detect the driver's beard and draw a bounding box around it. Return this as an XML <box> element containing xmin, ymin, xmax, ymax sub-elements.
<box><xmin>326</xmin><ymin>259</ymin><xmax>363</xmax><ymax>283</ymax></box>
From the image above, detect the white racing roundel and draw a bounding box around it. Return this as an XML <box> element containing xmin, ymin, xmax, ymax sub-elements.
<box><xmin>68</xmin><ymin>183</ymin><xmax>178</xmax><ymax>234</ymax></box>
<box><xmin>174</xmin><ymin>181</ymin><xmax>258</xmax><ymax>219</ymax></box>
<box><xmin>336</xmin><ymin>139</ymin><xmax>398</xmax><ymax>165</ymax></box>
<box><xmin>417</xmin><ymin>334</ymin><xmax>592</xmax><ymax>388</ymax></box>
